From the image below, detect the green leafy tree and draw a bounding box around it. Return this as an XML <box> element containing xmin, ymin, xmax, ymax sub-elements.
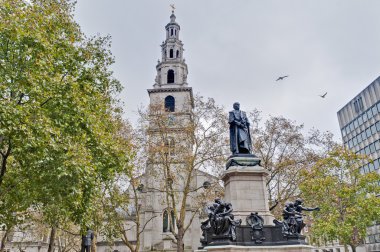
<box><xmin>300</xmin><ymin>146</ymin><xmax>380</xmax><ymax>252</ymax></box>
<box><xmin>0</xmin><ymin>0</ymin><xmax>131</xmax><ymax>250</ymax></box>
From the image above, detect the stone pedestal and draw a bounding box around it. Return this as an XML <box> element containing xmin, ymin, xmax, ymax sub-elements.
<box><xmin>196</xmin><ymin>244</ymin><xmax>314</xmax><ymax>252</ymax></box>
<box><xmin>223</xmin><ymin>156</ymin><xmax>274</xmax><ymax>226</ymax></box>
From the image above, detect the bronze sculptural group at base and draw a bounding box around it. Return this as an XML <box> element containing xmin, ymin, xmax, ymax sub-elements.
<box><xmin>273</xmin><ymin>199</ymin><xmax>320</xmax><ymax>236</ymax></box>
<box><xmin>200</xmin><ymin>199</ymin><xmax>319</xmax><ymax>248</ymax></box>
<box><xmin>201</xmin><ymin>199</ymin><xmax>242</xmax><ymax>242</ymax></box>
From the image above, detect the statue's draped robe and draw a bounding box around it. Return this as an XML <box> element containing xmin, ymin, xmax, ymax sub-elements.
<box><xmin>229</xmin><ymin>110</ymin><xmax>252</xmax><ymax>154</ymax></box>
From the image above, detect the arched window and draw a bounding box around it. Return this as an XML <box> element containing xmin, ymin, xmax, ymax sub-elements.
<box><xmin>176</xmin><ymin>50</ymin><xmax>179</xmax><ymax>58</ymax></box>
<box><xmin>171</xmin><ymin>29</ymin><xmax>173</xmax><ymax>36</ymax></box>
<box><xmin>169</xmin><ymin>49</ymin><xmax>173</xmax><ymax>58</ymax></box>
<box><xmin>163</xmin><ymin>210</ymin><xmax>176</xmax><ymax>232</ymax></box>
<box><xmin>163</xmin><ymin>210</ymin><xmax>169</xmax><ymax>232</ymax></box>
<box><xmin>167</xmin><ymin>70</ymin><xmax>174</xmax><ymax>84</ymax></box>
<box><xmin>165</xmin><ymin>95</ymin><xmax>175</xmax><ymax>112</ymax></box>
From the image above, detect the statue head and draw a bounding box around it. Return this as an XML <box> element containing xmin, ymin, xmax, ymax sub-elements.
<box><xmin>215</xmin><ymin>198</ymin><xmax>222</xmax><ymax>204</ymax></box>
<box><xmin>295</xmin><ymin>198</ymin><xmax>303</xmax><ymax>205</ymax></box>
<box><xmin>233</xmin><ymin>102</ymin><xmax>240</xmax><ymax>110</ymax></box>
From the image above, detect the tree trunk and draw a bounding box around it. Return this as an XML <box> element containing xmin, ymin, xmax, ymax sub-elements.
<box><xmin>0</xmin><ymin>144</ymin><xmax>11</xmax><ymax>187</ymax></box>
<box><xmin>0</xmin><ymin>228</ymin><xmax>11</xmax><ymax>252</ymax></box>
<box><xmin>47</xmin><ymin>227</ymin><xmax>56</xmax><ymax>252</ymax></box>
<box><xmin>176</xmin><ymin>228</ymin><xmax>184</xmax><ymax>252</ymax></box>
<box><xmin>349</xmin><ymin>244</ymin><xmax>356</xmax><ymax>252</ymax></box>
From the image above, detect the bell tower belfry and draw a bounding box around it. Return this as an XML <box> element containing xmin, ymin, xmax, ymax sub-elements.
<box><xmin>148</xmin><ymin>10</ymin><xmax>193</xmax><ymax>114</ymax></box>
<box><xmin>153</xmin><ymin>10</ymin><xmax>188</xmax><ymax>88</ymax></box>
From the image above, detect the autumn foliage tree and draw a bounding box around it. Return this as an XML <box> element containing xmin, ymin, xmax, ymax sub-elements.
<box><xmin>300</xmin><ymin>146</ymin><xmax>380</xmax><ymax>252</ymax></box>
<box><xmin>249</xmin><ymin>114</ymin><xmax>334</xmax><ymax>217</ymax></box>
<box><xmin>133</xmin><ymin>95</ymin><xmax>226</xmax><ymax>252</ymax></box>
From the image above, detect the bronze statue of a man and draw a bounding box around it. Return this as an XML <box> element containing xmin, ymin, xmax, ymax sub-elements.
<box><xmin>229</xmin><ymin>102</ymin><xmax>252</xmax><ymax>155</ymax></box>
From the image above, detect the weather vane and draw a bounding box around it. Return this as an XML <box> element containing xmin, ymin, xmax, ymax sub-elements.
<box><xmin>170</xmin><ymin>4</ymin><xmax>175</xmax><ymax>13</ymax></box>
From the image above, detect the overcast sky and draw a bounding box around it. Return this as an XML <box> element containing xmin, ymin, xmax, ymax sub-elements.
<box><xmin>74</xmin><ymin>0</ymin><xmax>380</xmax><ymax>141</ymax></box>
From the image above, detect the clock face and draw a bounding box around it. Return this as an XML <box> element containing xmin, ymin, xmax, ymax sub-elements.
<box><xmin>168</xmin><ymin>114</ymin><xmax>175</xmax><ymax>125</ymax></box>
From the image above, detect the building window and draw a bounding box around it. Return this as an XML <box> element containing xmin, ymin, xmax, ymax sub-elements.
<box><xmin>376</xmin><ymin>121</ymin><xmax>380</xmax><ymax>132</ymax></box>
<box><xmin>369</xmin><ymin>162</ymin><xmax>375</xmax><ymax>172</ymax></box>
<box><xmin>354</xmin><ymin>97</ymin><xmax>364</xmax><ymax>113</ymax></box>
<box><xmin>165</xmin><ymin>137</ymin><xmax>175</xmax><ymax>156</ymax></box>
<box><xmin>363</xmin><ymin>112</ymin><xmax>368</xmax><ymax>122</ymax></box>
<box><xmin>163</xmin><ymin>210</ymin><xmax>168</xmax><ymax>232</ymax></box>
<box><xmin>357</xmin><ymin>133</ymin><xmax>362</xmax><ymax>143</ymax></box>
<box><xmin>363</xmin><ymin>131</ymin><xmax>368</xmax><ymax>140</ymax></box>
<box><xmin>370</xmin><ymin>143</ymin><xmax>375</xmax><ymax>153</ymax></box>
<box><xmin>167</xmin><ymin>69</ymin><xmax>174</xmax><ymax>83</ymax></box>
<box><xmin>353</xmin><ymin>136</ymin><xmax>357</xmax><ymax>146</ymax></box>
<box><xmin>171</xmin><ymin>29</ymin><xmax>173</xmax><ymax>36</ymax></box>
<box><xmin>358</xmin><ymin>115</ymin><xmax>363</xmax><ymax>125</ymax></box>
<box><xmin>163</xmin><ymin>209</ymin><xmax>175</xmax><ymax>232</ymax></box>
<box><xmin>348</xmin><ymin>140</ymin><xmax>353</xmax><ymax>148</ymax></box>
<box><xmin>354</xmin><ymin>119</ymin><xmax>358</xmax><ymax>128</ymax></box>
<box><xmin>354</xmin><ymin>101</ymin><xmax>360</xmax><ymax>113</ymax></box>
<box><xmin>170</xmin><ymin>49</ymin><xmax>174</xmax><ymax>58</ymax></box>
<box><xmin>164</xmin><ymin>95</ymin><xmax>175</xmax><ymax>112</ymax></box>
<box><xmin>349</xmin><ymin>122</ymin><xmax>354</xmax><ymax>132</ymax></box>
<box><xmin>367</xmin><ymin>109</ymin><xmax>373</xmax><ymax>119</ymax></box>
<box><xmin>366</xmin><ymin>128</ymin><xmax>371</xmax><ymax>138</ymax></box>
<box><xmin>371</xmin><ymin>124</ymin><xmax>377</xmax><ymax>135</ymax></box>
<box><xmin>342</xmin><ymin>128</ymin><xmax>346</xmax><ymax>137</ymax></box>
<box><xmin>176</xmin><ymin>50</ymin><xmax>179</xmax><ymax>58</ymax></box>
<box><xmin>372</xmin><ymin>105</ymin><xmax>378</xmax><ymax>116</ymax></box>
<box><xmin>375</xmin><ymin>141</ymin><xmax>380</xmax><ymax>151</ymax></box>
<box><xmin>374</xmin><ymin>159</ymin><xmax>380</xmax><ymax>170</ymax></box>
<box><xmin>365</xmin><ymin>146</ymin><xmax>370</xmax><ymax>155</ymax></box>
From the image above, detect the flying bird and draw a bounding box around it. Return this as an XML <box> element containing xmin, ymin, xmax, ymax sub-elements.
<box><xmin>319</xmin><ymin>92</ymin><xmax>327</xmax><ymax>98</ymax></box>
<box><xmin>276</xmin><ymin>75</ymin><xmax>289</xmax><ymax>81</ymax></box>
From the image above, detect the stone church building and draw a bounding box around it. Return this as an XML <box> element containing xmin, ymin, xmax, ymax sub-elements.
<box><xmin>98</xmin><ymin>11</ymin><xmax>219</xmax><ymax>252</ymax></box>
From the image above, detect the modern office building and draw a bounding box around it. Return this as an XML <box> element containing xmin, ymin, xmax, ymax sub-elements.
<box><xmin>337</xmin><ymin>76</ymin><xmax>380</xmax><ymax>252</ymax></box>
<box><xmin>337</xmin><ymin>76</ymin><xmax>380</xmax><ymax>174</ymax></box>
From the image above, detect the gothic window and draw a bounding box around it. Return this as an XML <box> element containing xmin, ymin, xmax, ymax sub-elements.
<box><xmin>163</xmin><ymin>209</ymin><xmax>175</xmax><ymax>232</ymax></box>
<box><xmin>176</xmin><ymin>50</ymin><xmax>179</xmax><ymax>58</ymax></box>
<box><xmin>163</xmin><ymin>210</ymin><xmax>168</xmax><ymax>232</ymax></box>
<box><xmin>165</xmin><ymin>95</ymin><xmax>175</xmax><ymax>111</ymax></box>
<box><xmin>169</xmin><ymin>49</ymin><xmax>174</xmax><ymax>58</ymax></box>
<box><xmin>167</xmin><ymin>70</ymin><xmax>174</xmax><ymax>84</ymax></box>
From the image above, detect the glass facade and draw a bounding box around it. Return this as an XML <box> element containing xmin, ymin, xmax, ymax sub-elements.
<box><xmin>337</xmin><ymin>76</ymin><xmax>380</xmax><ymax>251</ymax></box>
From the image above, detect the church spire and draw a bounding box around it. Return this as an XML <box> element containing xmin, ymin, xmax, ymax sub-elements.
<box><xmin>154</xmin><ymin>10</ymin><xmax>188</xmax><ymax>88</ymax></box>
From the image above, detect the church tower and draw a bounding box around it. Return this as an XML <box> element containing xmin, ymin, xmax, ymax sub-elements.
<box><xmin>148</xmin><ymin>10</ymin><xmax>193</xmax><ymax>114</ymax></box>
<box><xmin>153</xmin><ymin>10</ymin><xmax>188</xmax><ymax>88</ymax></box>
<box><xmin>139</xmin><ymin>11</ymin><xmax>202</xmax><ymax>252</ymax></box>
